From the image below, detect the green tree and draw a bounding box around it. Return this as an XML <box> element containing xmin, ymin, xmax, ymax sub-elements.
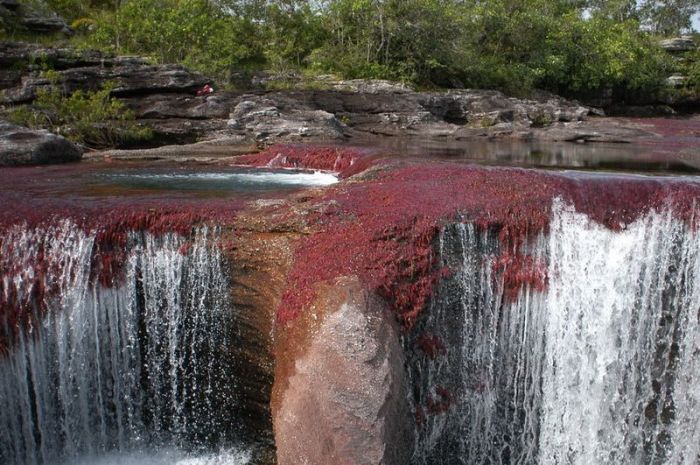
<box><xmin>639</xmin><ymin>0</ymin><xmax>700</xmax><ymax>35</ymax></box>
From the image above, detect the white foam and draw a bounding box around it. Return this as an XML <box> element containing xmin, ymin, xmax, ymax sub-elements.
<box><xmin>110</xmin><ymin>170</ymin><xmax>339</xmax><ymax>186</ymax></box>
<box><xmin>64</xmin><ymin>448</ymin><xmax>251</xmax><ymax>465</ymax></box>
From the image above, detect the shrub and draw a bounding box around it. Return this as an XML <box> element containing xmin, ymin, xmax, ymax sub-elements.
<box><xmin>9</xmin><ymin>77</ymin><xmax>152</xmax><ymax>149</ymax></box>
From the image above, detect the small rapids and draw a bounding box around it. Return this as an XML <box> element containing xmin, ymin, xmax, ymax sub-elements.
<box><xmin>100</xmin><ymin>169</ymin><xmax>339</xmax><ymax>192</ymax></box>
<box><xmin>0</xmin><ymin>222</ymin><xmax>246</xmax><ymax>465</ymax></box>
<box><xmin>409</xmin><ymin>199</ymin><xmax>700</xmax><ymax>465</ymax></box>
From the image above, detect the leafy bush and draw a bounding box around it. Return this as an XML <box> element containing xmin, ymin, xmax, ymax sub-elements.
<box><xmin>9</xmin><ymin>76</ymin><xmax>152</xmax><ymax>149</ymax></box>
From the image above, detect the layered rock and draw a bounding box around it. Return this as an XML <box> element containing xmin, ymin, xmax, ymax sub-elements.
<box><xmin>0</xmin><ymin>121</ymin><xmax>82</xmax><ymax>166</ymax></box>
<box><xmin>0</xmin><ymin>0</ymin><xmax>70</xmax><ymax>35</ymax></box>
<box><xmin>2</xmin><ymin>42</ymin><xmax>598</xmax><ymax>146</ymax></box>
<box><xmin>660</xmin><ymin>36</ymin><xmax>696</xmax><ymax>53</ymax></box>
<box><xmin>2</xmin><ymin>63</ymin><xmax>208</xmax><ymax>103</ymax></box>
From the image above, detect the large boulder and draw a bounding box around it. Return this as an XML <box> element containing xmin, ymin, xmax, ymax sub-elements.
<box><xmin>0</xmin><ymin>122</ymin><xmax>82</xmax><ymax>166</ymax></box>
<box><xmin>227</xmin><ymin>96</ymin><xmax>346</xmax><ymax>142</ymax></box>
<box><xmin>273</xmin><ymin>277</ymin><xmax>414</xmax><ymax>465</ymax></box>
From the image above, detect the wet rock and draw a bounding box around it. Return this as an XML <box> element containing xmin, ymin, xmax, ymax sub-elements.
<box><xmin>0</xmin><ymin>121</ymin><xmax>82</xmax><ymax>166</ymax></box>
<box><xmin>531</xmin><ymin>121</ymin><xmax>656</xmax><ymax>143</ymax></box>
<box><xmin>273</xmin><ymin>277</ymin><xmax>413</xmax><ymax>465</ymax></box>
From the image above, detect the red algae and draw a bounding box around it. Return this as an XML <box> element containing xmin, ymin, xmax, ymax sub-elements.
<box><xmin>234</xmin><ymin>144</ymin><xmax>378</xmax><ymax>178</ymax></box>
<box><xmin>0</xmin><ymin>170</ymin><xmax>246</xmax><ymax>354</ymax></box>
<box><xmin>492</xmin><ymin>252</ymin><xmax>548</xmax><ymax>300</ymax></box>
<box><xmin>275</xmin><ymin>156</ymin><xmax>700</xmax><ymax>329</ymax></box>
<box><xmin>416</xmin><ymin>333</ymin><xmax>446</xmax><ymax>359</ymax></box>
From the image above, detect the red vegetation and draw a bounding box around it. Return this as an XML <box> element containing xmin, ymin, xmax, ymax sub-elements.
<box><xmin>416</xmin><ymin>333</ymin><xmax>446</xmax><ymax>359</ymax></box>
<box><xmin>426</xmin><ymin>385</ymin><xmax>454</xmax><ymax>415</ymax></box>
<box><xmin>0</xmin><ymin>169</ymin><xmax>245</xmax><ymax>355</ymax></box>
<box><xmin>275</xmin><ymin>158</ymin><xmax>700</xmax><ymax>329</ymax></box>
<box><xmin>492</xmin><ymin>252</ymin><xmax>548</xmax><ymax>299</ymax></box>
<box><xmin>234</xmin><ymin>144</ymin><xmax>378</xmax><ymax>178</ymax></box>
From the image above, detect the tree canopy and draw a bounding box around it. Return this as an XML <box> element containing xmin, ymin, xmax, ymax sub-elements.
<box><xmin>18</xmin><ymin>0</ymin><xmax>700</xmax><ymax>99</ymax></box>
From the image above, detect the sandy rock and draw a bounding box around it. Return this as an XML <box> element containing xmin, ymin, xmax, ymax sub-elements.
<box><xmin>274</xmin><ymin>277</ymin><xmax>413</xmax><ymax>465</ymax></box>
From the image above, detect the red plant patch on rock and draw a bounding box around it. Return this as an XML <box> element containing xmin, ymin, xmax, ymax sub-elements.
<box><xmin>275</xmin><ymin>159</ymin><xmax>700</xmax><ymax>329</ymax></box>
<box><xmin>492</xmin><ymin>252</ymin><xmax>548</xmax><ymax>300</ymax></box>
<box><xmin>416</xmin><ymin>333</ymin><xmax>446</xmax><ymax>359</ymax></box>
<box><xmin>235</xmin><ymin>144</ymin><xmax>378</xmax><ymax>178</ymax></box>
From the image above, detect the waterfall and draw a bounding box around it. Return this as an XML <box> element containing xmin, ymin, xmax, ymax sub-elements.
<box><xmin>0</xmin><ymin>221</ymin><xmax>246</xmax><ymax>465</ymax></box>
<box><xmin>409</xmin><ymin>199</ymin><xmax>700</xmax><ymax>465</ymax></box>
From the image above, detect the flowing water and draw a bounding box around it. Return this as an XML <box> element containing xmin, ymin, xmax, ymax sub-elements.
<box><xmin>409</xmin><ymin>199</ymin><xmax>700</xmax><ymax>465</ymax></box>
<box><xmin>2</xmin><ymin>140</ymin><xmax>700</xmax><ymax>465</ymax></box>
<box><xmin>0</xmin><ymin>222</ymin><xmax>248</xmax><ymax>465</ymax></box>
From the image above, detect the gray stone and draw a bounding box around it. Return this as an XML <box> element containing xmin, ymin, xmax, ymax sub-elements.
<box><xmin>226</xmin><ymin>96</ymin><xmax>345</xmax><ymax>142</ymax></box>
<box><xmin>665</xmin><ymin>74</ymin><xmax>687</xmax><ymax>88</ymax></box>
<box><xmin>0</xmin><ymin>122</ymin><xmax>82</xmax><ymax>166</ymax></box>
<box><xmin>660</xmin><ymin>36</ymin><xmax>696</xmax><ymax>53</ymax></box>
<box><xmin>2</xmin><ymin>63</ymin><xmax>208</xmax><ymax>103</ymax></box>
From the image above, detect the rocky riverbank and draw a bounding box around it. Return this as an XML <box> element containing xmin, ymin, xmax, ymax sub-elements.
<box><xmin>3</xmin><ymin>40</ymin><xmax>700</xmax><ymax>166</ymax></box>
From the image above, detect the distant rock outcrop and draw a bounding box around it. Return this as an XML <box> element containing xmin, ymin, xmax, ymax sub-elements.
<box><xmin>0</xmin><ymin>0</ymin><xmax>71</xmax><ymax>35</ymax></box>
<box><xmin>660</xmin><ymin>36</ymin><xmax>696</xmax><ymax>53</ymax></box>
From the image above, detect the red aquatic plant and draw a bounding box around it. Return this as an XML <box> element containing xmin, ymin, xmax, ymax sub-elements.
<box><xmin>274</xmin><ymin>156</ymin><xmax>700</xmax><ymax>330</ymax></box>
<box><xmin>234</xmin><ymin>144</ymin><xmax>378</xmax><ymax>178</ymax></box>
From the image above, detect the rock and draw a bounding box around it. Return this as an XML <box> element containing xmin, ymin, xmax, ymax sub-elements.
<box><xmin>665</xmin><ymin>74</ymin><xmax>687</xmax><ymax>88</ymax></box>
<box><xmin>0</xmin><ymin>42</ymin><xmax>148</xmax><ymax>73</ymax></box>
<box><xmin>18</xmin><ymin>8</ymin><xmax>70</xmax><ymax>34</ymax></box>
<box><xmin>330</xmin><ymin>79</ymin><xmax>414</xmax><ymax>94</ymax></box>
<box><xmin>0</xmin><ymin>0</ymin><xmax>20</xmax><ymax>10</ymax></box>
<box><xmin>0</xmin><ymin>122</ymin><xmax>82</xmax><ymax>166</ymax></box>
<box><xmin>227</xmin><ymin>96</ymin><xmax>346</xmax><ymax>142</ymax></box>
<box><xmin>660</xmin><ymin>36</ymin><xmax>696</xmax><ymax>53</ymax></box>
<box><xmin>122</xmin><ymin>93</ymin><xmax>236</xmax><ymax>120</ymax></box>
<box><xmin>0</xmin><ymin>2</ymin><xmax>70</xmax><ymax>35</ymax></box>
<box><xmin>273</xmin><ymin>277</ymin><xmax>414</xmax><ymax>465</ymax></box>
<box><xmin>531</xmin><ymin>121</ymin><xmax>656</xmax><ymax>143</ymax></box>
<box><xmin>2</xmin><ymin>63</ymin><xmax>208</xmax><ymax>103</ymax></box>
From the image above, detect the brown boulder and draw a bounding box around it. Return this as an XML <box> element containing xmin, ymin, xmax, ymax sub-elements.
<box><xmin>273</xmin><ymin>277</ymin><xmax>413</xmax><ymax>465</ymax></box>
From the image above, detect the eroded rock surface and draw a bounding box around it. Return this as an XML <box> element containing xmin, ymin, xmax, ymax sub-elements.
<box><xmin>0</xmin><ymin>121</ymin><xmax>82</xmax><ymax>166</ymax></box>
<box><xmin>273</xmin><ymin>277</ymin><xmax>413</xmax><ymax>465</ymax></box>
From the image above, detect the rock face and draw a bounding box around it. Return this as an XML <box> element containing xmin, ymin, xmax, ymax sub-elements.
<box><xmin>0</xmin><ymin>121</ymin><xmax>82</xmax><ymax>166</ymax></box>
<box><xmin>2</xmin><ymin>63</ymin><xmax>208</xmax><ymax>103</ymax></box>
<box><xmin>1</xmin><ymin>42</ymin><xmax>597</xmax><ymax>146</ymax></box>
<box><xmin>660</xmin><ymin>36</ymin><xmax>696</xmax><ymax>53</ymax></box>
<box><xmin>273</xmin><ymin>277</ymin><xmax>413</xmax><ymax>465</ymax></box>
<box><xmin>0</xmin><ymin>1</ymin><xmax>70</xmax><ymax>35</ymax></box>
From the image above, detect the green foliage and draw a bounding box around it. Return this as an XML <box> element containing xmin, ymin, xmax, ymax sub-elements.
<box><xmin>538</xmin><ymin>16</ymin><xmax>670</xmax><ymax>95</ymax></box>
<box><xmin>24</xmin><ymin>0</ymin><xmax>697</xmax><ymax>103</ymax></box>
<box><xmin>9</xmin><ymin>79</ymin><xmax>152</xmax><ymax>148</ymax></box>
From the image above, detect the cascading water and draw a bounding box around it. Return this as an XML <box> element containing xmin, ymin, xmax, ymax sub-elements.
<box><xmin>409</xmin><ymin>199</ymin><xmax>700</xmax><ymax>465</ymax></box>
<box><xmin>0</xmin><ymin>221</ymin><xmax>249</xmax><ymax>465</ymax></box>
